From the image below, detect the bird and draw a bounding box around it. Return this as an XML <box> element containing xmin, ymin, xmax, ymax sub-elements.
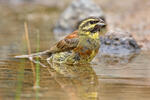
<box><xmin>15</xmin><ymin>17</ymin><xmax>107</xmax><ymax>64</ymax></box>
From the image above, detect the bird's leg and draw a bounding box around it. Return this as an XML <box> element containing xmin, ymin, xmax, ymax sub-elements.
<box><xmin>46</xmin><ymin>57</ymin><xmax>53</xmax><ymax>67</ymax></box>
<box><xmin>29</xmin><ymin>57</ymin><xmax>48</xmax><ymax>68</ymax></box>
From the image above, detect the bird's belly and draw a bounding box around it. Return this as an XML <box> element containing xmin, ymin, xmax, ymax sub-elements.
<box><xmin>74</xmin><ymin>40</ymin><xmax>100</xmax><ymax>62</ymax></box>
<box><xmin>49</xmin><ymin>49</ymin><xmax>98</xmax><ymax>64</ymax></box>
<box><xmin>49</xmin><ymin>51</ymin><xmax>79</xmax><ymax>64</ymax></box>
<box><xmin>49</xmin><ymin>39</ymin><xmax>100</xmax><ymax>64</ymax></box>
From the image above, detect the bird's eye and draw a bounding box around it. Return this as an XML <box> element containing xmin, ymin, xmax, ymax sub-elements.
<box><xmin>90</xmin><ymin>21</ymin><xmax>99</xmax><ymax>24</ymax></box>
<box><xmin>90</xmin><ymin>21</ymin><xmax>94</xmax><ymax>24</ymax></box>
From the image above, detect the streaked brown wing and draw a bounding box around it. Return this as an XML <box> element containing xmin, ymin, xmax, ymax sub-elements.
<box><xmin>49</xmin><ymin>31</ymin><xmax>79</xmax><ymax>53</ymax></box>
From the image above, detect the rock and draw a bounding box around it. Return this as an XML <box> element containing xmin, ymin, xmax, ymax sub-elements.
<box><xmin>0</xmin><ymin>0</ymin><xmax>65</xmax><ymax>8</ymax></box>
<box><xmin>0</xmin><ymin>0</ymin><xmax>34</xmax><ymax>5</ymax></box>
<box><xmin>98</xmin><ymin>30</ymin><xmax>141</xmax><ymax>64</ymax></box>
<box><xmin>53</xmin><ymin>0</ymin><xmax>105</xmax><ymax>40</ymax></box>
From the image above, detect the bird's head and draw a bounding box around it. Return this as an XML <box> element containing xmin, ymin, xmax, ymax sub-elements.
<box><xmin>78</xmin><ymin>17</ymin><xmax>107</xmax><ymax>38</ymax></box>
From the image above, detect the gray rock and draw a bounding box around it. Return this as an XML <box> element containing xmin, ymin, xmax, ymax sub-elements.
<box><xmin>98</xmin><ymin>30</ymin><xmax>141</xmax><ymax>64</ymax></box>
<box><xmin>0</xmin><ymin>0</ymin><xmax>34</xmax><ymax>5</ymax></box>
<box><xmin>0</xmin><ymin>0</ymin><xmax>65</xmax><ymax>7</ymax></box>
<box><xmin>53</xmin><ymin>0</ymin><xmax>105</xmax><ymax>40</ymax></box>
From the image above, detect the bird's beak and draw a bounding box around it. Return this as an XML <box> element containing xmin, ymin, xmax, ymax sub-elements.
<box><xmin>96</xmin><ymin>22</ymin><xmax>106</xmax><ymax>27</ymax></box>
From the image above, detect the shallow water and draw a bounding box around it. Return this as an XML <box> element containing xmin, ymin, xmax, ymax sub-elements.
<box><xmin>0</xmin><ymin>4</ymin><xmax>150</xmax><ymax>100</ymax></box>
<box><xmin>1</xmin><ymin>46</ymin><xmax>150</xmax><ymax>100</ymax></box>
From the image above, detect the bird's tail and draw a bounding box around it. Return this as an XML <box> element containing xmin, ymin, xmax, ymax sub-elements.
<box><xmin>15</xmin><ymin>50</ymin><xmax>51</xmax><ymax>59</ymax></box>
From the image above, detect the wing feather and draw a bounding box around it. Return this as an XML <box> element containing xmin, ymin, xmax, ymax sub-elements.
<box><xmin>49</xmin><ymin>31</ymin><xmax>79</xmax><ymax>53</ymax></box>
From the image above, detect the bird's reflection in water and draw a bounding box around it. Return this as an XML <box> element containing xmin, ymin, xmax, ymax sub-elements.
<box><xmin>46</xmin><ymin>63</ymin><xmax>99</xmax><ymax>100</ymax></box>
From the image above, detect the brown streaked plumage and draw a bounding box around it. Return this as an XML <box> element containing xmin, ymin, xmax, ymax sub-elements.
<box><xmin>49</xmin><ymin>30</ymin><xmax>79</xmax><ymax>54</ymax></box>
<box><xmin>15</xmin><ymin>17</ymin><xmax>107</xmax><ymax>64</ymax></box>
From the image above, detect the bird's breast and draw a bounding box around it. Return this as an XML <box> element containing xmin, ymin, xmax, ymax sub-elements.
<box><xmin>73</xmin><ymin>37</ymin><xmax>100</xmax><ymax>58</ymax></box>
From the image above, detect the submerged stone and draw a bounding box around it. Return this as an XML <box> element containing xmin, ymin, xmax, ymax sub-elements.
<box><xmin>53</xmin><ymin>0</ymin><xmax>105</xmax><ymax>40</ymax></box>
<box><xmin>98</xmin><ymin>30</ymin><xmax>141</xmax><ymax>64</ymax></box>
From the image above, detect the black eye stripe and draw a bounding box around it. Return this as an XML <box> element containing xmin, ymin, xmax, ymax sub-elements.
<box><xmin>90</xmin><ymin>20</ymin><xmax>99</xmax><ymax>24</ymax></box>
<box><xmin>90</xmin><ymin>21</ymin><xmax>94</xmax><ymax>24</ymax></box>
